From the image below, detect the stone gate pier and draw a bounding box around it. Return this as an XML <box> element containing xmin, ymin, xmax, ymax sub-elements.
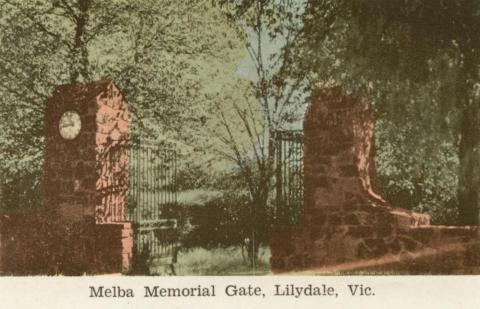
<box><xmin>270</xmin><ymin>87</ymin><xmax>480</xmax><ymax>274</ymax></box>
<box><xmin>0</xmin><ymin>81</ymin><xmax>133</xmax><ymax>275</ymax></box>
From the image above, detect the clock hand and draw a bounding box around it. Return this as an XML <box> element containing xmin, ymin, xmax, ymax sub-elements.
<box><xmin>60</xmin><ymin>121</ymin><xmax>74</xmax><ymax>127</ymax></box>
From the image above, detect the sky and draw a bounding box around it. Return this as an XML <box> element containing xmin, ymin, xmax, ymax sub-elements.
<box><xmin>235</xmin><ymin>26</ymin><xmax>307</xmax><ymax>130</ymax></box>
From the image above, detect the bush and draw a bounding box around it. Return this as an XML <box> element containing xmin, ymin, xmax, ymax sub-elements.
<box><xmin>0</xmin><ymin>172</ymin><xmax>41</xmax><ymax>212</ymax></box>
<box><xmin>376</xmin><ymin>119</ymin><xmax>459</xmax><ymax>224</ymax></box>
<box><xmin>181</xmin><ymin>191</ymin><xmax>254</xmax><ymax>249</ymax></box>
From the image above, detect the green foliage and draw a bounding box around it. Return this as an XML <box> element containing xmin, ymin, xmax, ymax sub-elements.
<box><xmin>287</xmin><ymin>0</ymin><xmax>480</xmax><ymax>224</ymax></box>
<box><xmin>376</xmin><ymin>119</ymin><xmax>459</xmax><ymax>224</ymax></box>
<box><xmin>210</xmin><ymin>0</ymin><xmax>308</xmax><ymax>264</ymax></box>
<box><xmin>0</xmin><ymin>170</ymin><xmax>41</xmax><ymax>211</ymax></box>
<box><xmin>181</xmin><ymin>191</ymin><xmax>257</xmax><ymax>249</ymax></box>
<box><xmin>372</xmin><ymin>78</ymin><xmax>461</xmax><ymax>224</ymax></box>
<box><xmin>0</xmin><ymin>0</ymin><xmax>247</xmax><ymax>210</ymax></box>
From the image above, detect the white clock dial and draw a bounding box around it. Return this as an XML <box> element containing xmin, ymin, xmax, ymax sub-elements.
<box><xmin>59</xmin><ymin>111</ymin><xmax>81</xmax><ymax>140</ymax></box>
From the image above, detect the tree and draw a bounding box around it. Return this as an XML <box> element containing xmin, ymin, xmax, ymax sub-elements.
<box><xmin>0</xmin><ymin>0</ymin><xmax>246</xmax><ymax>210</ymax></box>
<box><xmin>289</xmin><ymin>0</ymin><xmax>480</xmax><ymax>225</ymax></box>
<box><xmin>212</xmin><ymin>0</ymin><xmax>307</xmax><ymax>265</ymax></box>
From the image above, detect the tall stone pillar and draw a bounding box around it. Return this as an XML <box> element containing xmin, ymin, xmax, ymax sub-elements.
<box><xmin>271</xmin><ymin>87</ymin><xmax>480</xmax><ymax>274</ymax></box>
<box><xmin>40</xmin><ymin>80</ymin><xmax>132</xmax><ymax>274</ymax></box>
<box><xmin>43</xmin><ymin>80</ymin><xmax>130</xmax><ymax>223</ymax></box>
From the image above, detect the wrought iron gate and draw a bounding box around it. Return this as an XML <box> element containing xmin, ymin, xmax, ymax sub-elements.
<box><xmin>128</xmin><ymin>141</ymin><xmax>178</xmax><ymax>271</ymax></box>
<box><xmin>274</xmin><ymin>130</ymin><xmax>304</xmax><ymax>224</ymax></box>
<box><xmin>99</xmin><ymin>140</ymin><xmax>179</xmax><ymax>273</ymax></box>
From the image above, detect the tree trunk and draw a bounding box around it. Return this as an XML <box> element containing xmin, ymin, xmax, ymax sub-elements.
<box><xmin>456</xmin><ymin>47</ymin><xmax>480</xmax><ymax>225</ymax></box>
<box><xmin>246</xmin><ymin>186</ymin><xmax>270</xmax><ymax>268</ymax></box>
<box><xmin>457</xmin><ymin>102</ymin><xmax>480</xmax><ymax>225</ymax></box>
<box><xmin>69</xmin><ymin>0</ymin><xmax>91</xmax><ymax>83</ymax></box>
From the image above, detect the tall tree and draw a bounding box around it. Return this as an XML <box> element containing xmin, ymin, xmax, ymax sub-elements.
<box><xmin>214</xmin><ymin>0</ymin><xmax>306</xmax><ymax>264</ymax></box>
<box><xmin>290</xmin><ymin>0</ymin><xmax>480</xmax><ymax>225</ymax></box>
<box><xmin>0</xmin><ymin>0</ymin><xmax>246</xmax><ymax>210</ymax></box>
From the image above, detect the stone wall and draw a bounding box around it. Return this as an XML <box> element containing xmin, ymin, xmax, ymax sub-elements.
<box><xmin>0</xmin><ymin>211</ymin><xmax>133</xmax><ymax>275</ymax></box>
<box><xmin>270</xmin><ymin>87</ymin><xmax>480</xmax><ymax>274</ymax></box>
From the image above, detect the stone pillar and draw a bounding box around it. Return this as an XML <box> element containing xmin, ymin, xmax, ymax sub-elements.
<box><xmin>43</xmin><ymin>80</ymin><xmax>129</xmax><ymax>223</ymax></box>
<box><xmin>0</xmin><ymin>81</ymin><xmax>133</xmax><ymax>275</ymax></box>
<box><xmin>271</xmin><ymin>86</ymin><xmax>480</xmax><ymax>274</ymax></box>
<box><xmin>303</xmin><ymin>87</ymin><xmax>428</xmax><ymax>267</ymax></box>
<box><xmin>304</xmin><ymin>87</ymin><xmax>382</xmax><ymax>220</ymax></box>
<box><xmin>26</xmin><ymin>80</ymin><xmax>132</xmax><ymax>274</ymax></box>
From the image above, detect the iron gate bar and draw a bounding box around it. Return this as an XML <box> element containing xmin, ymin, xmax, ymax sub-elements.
<box><xmin>130</xmin><ymin>140</ymin><xmax>178</xmax><ymax>265</ymax></box>
<box><xmin>126</xmin><ymin>141</ymin><xmax>177</xmax><ymax>222</ymax></box>
<box><xmin>274</xmin><ymin>130</ymin><xmax>304</xmax><ymax>225</ymax></box>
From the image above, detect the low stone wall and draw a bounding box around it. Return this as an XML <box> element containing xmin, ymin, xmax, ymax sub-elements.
<box><xmin>271</xmin><ymin>215</ymin><xmax>480</xmax><ymax>274</ymax></box>
<box><xmin>94</xmin><ymin>222</ymin><xmax>133</xmax><ymax>274</ymax></box>
<box><xmin>270</xmin><ymin>87</ymin><xmax>480</xmax><ymax>274</ymax></box>
<box><xmin>0</xmin><ymin>211</ymin><xmax>132</xmax><ymax>275</ymax></box>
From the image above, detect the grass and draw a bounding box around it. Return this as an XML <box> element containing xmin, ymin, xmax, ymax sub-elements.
<box><xmin>146</xmin><ymin>245</ymin><xmax>419</xmax><ymax>276</ymax></box>
<box><xmin>148</xmin><ymin>246</ymin><xmax>403</xmax><ymax>276</ymax></box>
<box><xmin>172</xmin><ymin>246</ymin><xmax>270</xmax><ymax>276</ymax></box>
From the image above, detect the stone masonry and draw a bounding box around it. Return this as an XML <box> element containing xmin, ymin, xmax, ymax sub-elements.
<box><xmin>0</xmin><ymin>81</ymin><xmax>133</xmax><ymax>275</ymax></box>
<box><xmin>270</xmin><ymin>86</ymin><xmax>480</xmax><ymax>274</ymax></box>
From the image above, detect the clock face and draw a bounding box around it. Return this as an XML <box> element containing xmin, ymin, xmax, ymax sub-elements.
<box><xmin>59</xmin><ymin>111</ymin><xmax>81</xmax><ymax>140</ymax></box>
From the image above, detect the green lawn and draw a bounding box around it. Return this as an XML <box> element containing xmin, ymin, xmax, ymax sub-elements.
<box><xmin>172</xmin><ymin>246</ymin><xmax>270</xmax><ymax>276</ymax></box>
